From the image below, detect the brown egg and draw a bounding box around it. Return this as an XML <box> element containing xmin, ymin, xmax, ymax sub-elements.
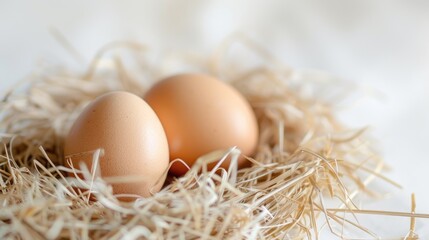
<box><xmin>64</xmin><ymin>91</ymin><xmax>169</xmax><ymax>198</ymax></box>
<box><xmin>145</xmin><ymin>73</ymin><xmax>258</xmax><ymax>176</ymax></box>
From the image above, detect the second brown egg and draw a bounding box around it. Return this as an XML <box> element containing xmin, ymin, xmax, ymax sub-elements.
<box><xmin>144</xmin><ymin>73</ymin><xmax>258</xmax><ymax>176</ymax></box>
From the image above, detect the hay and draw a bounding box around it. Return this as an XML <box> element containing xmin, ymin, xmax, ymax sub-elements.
<box><xmin>0</xmin><ymin>36</ymin><xmax>424</xmax><ymax>239</ymax></box>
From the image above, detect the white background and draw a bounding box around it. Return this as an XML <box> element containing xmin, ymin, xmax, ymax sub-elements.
<box><xmin>1</xmin><ymin>0</ymin><xmax>428</xmax><ymax>238</ymax></box>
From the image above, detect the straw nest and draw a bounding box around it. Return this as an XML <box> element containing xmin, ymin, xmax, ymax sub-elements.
<box><xmin>0</xmin><ymin>37</ymin><xmax>419</xmax><ymax>239</ymax></box>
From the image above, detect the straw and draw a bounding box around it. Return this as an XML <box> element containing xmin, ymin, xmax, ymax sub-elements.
<box><xmin>0</xmin><ymin>36</ymin><xmax>423</xmax><ymax>239</ymax></box>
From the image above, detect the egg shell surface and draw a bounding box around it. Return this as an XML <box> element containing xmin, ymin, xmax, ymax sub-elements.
<box><xmin>145</xmin><ymin>73</ymin><xmax>258</xmax><ymax>176</ymax></box>
<box><xmin>64</xmin><ymin>91</ymin><xmax>169</xmax><ymax>198</ymax></box>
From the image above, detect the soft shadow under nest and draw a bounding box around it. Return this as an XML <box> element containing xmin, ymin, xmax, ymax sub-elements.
<box><xmin>0</xmin><ymin>39</ymin><xmax>413</xmax><ymax>239</ymax></box>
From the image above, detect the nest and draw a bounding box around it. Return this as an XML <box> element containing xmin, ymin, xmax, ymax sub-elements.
<box><xmin>0</xmin><ymin>36</ymin><xmax>421</xmax><ymax>239</ymax></box>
